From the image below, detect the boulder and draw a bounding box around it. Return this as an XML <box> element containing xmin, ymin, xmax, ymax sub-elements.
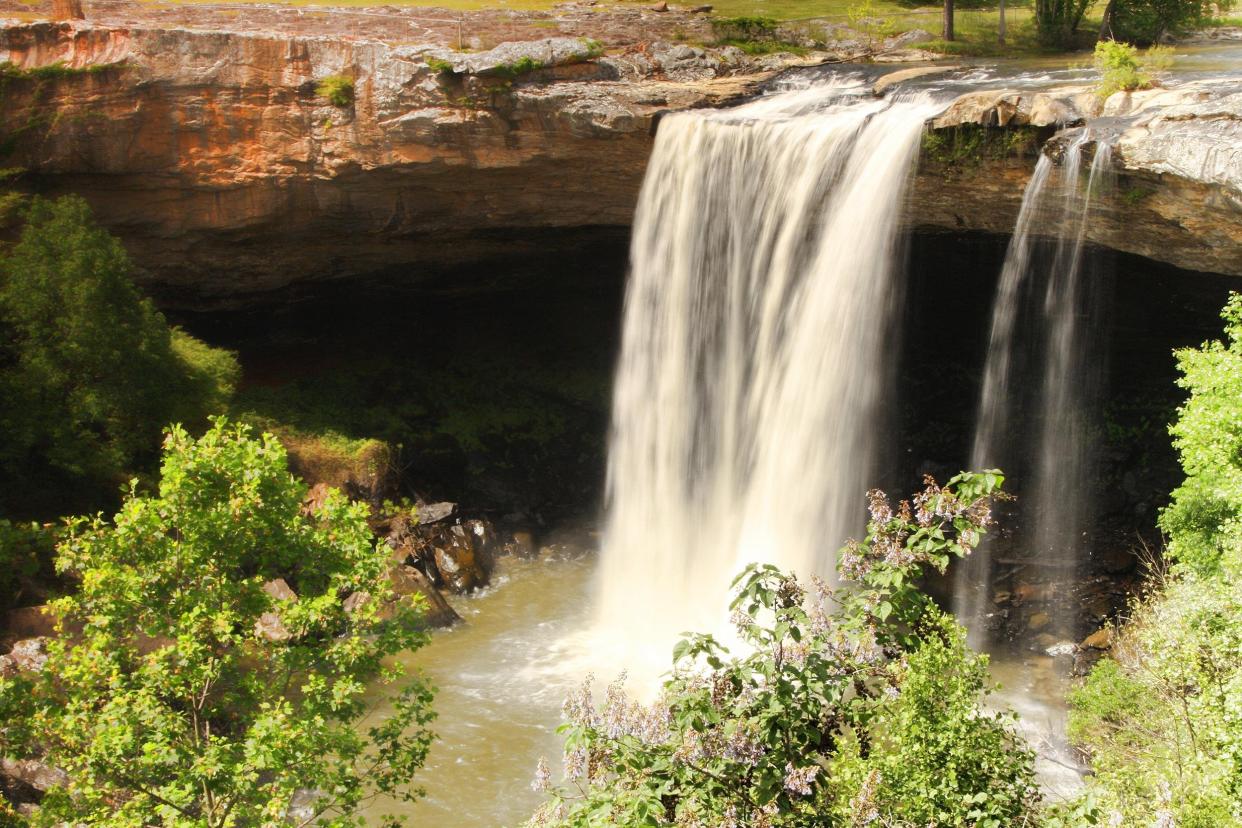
<box><xmin>417</xmin><ymin>501</ymin><xmax>458</xmax><ymax>525</ymax></box>
<box><xmin>0</xmin><ymin>758</ymin><xmax>67</xmax><ymax>795</ymax></box>
<box><xmin>262</xmin><ymin>578</ymin><xmax>298</xmax><ymax>603</ymax></box>
<box><xmin>1082</xmin><ymin>626</ymin><xmax>1113</xmax><ymax>650</ymax></box>
<box><xmin>433</xmin><ymin>524</ymin><xmax>487</xmax><ymax>592</ymax></box>
<box><xmin>4</xmin><ymin>605</ymin><xmax>60</xmax><ymax>640</ymax></box>
<box><xmin>7</xmin><ymin>638</ymin><xmax>48</xmax><ymax>673</ymax></box>
<box><xmin>1026</xmin><ymin>612</ymin><xmax>1051</xmax><ymax>632</ymax></box>
<box><xmin>389</xmin><ymin>565</ymin><xmax>460</xmax><ymax>627</ymax></box>
<box><xmin>507</xmin><ymin>529</ymin><xmax>537</xmax><ymax>558</ymax></box>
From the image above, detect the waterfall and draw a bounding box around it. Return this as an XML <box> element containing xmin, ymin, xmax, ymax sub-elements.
<box><xmin>956</xmin><ymin>133</ymin><xmax>1114</xmax><ymax>646</ymax></box>
<box><xmin>588</xmin><ymin>80</ymin><xmax>943</xmax><ymax>681</ymax></box>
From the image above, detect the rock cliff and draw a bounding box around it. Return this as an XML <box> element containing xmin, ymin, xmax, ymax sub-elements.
<box><xmin>0</xmin><ymin>4</ymin><xmax>1239</xmax><ymax>305</ymax></box>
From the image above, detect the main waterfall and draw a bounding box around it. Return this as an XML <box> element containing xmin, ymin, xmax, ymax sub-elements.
<box><xmin>589</xmin><ymin>81</ymin><xmax>942</xmax><ymax>679</ymax></box>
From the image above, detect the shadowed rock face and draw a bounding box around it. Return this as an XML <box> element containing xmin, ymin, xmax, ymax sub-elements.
<box><xmin>0</xmin><ymin>15</ymin><xmax>1238</xmax><ymax>306</ymax></box>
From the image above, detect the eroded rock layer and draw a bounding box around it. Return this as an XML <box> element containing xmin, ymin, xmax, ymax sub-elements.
<box><xmin>1</xmin><ymin>9</ymin><xmax>1239</xmax><ymax>305</ymax></box>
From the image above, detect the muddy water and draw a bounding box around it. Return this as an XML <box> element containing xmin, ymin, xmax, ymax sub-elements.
<box><xmin>365</xmin><ymin>550</ymin><xmax>1083</xmax><ymax>827</ymax></box>
<box><xmin>364</xmin><ymin>553</ymin><xmax>596</xmax><ymax>828</ymax></box>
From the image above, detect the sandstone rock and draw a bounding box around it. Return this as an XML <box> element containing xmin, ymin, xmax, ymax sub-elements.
<box><xmin>417</xmin><ymin>501</ymin><xmax>457</xmax><ymax>525</ymax></box>
<box><xmin>0</xmin><ymin>758</ymin><xmax>67</xmax><ymax>793</ymax></box>
<box><xmin>433</xmin><ymin>524</ymin><xmax>487</xmax><ymax>592</ymax></box>
<box><xmin>1026</xmin><ymin>612</ymin><xmax>1051</xmax><ymax>632</ymax></box>
<box><xmin>389</xmin><ymin>564</ymin><xmax>460</xmax><ymax>627</ymax></box>
<box><xmin>263</xmin><ymin>578</ymin><xmax>298</xmax><ymax>603</ymax></box>
<box><xmin>1082</xmin><ymin>626</ymin><xmax>1113</xmax><ymax>649</ymax></box>
<box><xmin>254</xmin><ymin>612</ymin><xmax>292</xmax><ymax>643</ymax></box>
<box><xmin>427</xmin><ymin>37</ymin><xmax>602</xmax><ymax>77</ymax></box>
<box><xmin>5</xmin><ymin>604</ymin><xmax>59</xmax><ymax>640</ymax></box>
<box><xmin>7</xmin><ymin>638</ymin><xmax>48</xmax><ymax>672</ymax></box>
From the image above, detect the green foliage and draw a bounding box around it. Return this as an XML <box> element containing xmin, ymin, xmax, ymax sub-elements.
<box><xmin>1070</xmin><ymin>294</ymin><xmax>1242</xmax><ymax>827</ymax></box>
<box><xmin>1092</xmin><ymin>40</ymin><xmax>1174</xmax><ymax>97</ymax></box>
<box><xmin>1109</xmin><ymin>0</ymin><xmax>1231</xmax><ymax>43</ymax></box>
<box><xmin>1158</xmin><ymin>292</ymin><xmax>1242</xmax><ymax>576</ymax></box>
<box><xmin>1034</xmin><ymin>0</ymin><xmax>1093</xmax><ymax>47</ymax></box>
<box><xmin>921</xmin><ymin>125</ymin><xmax>1044</xmax><ymax>167</ymax></box>
<box><xmin>490</xmin><ymin>56</ymin><xmax>545</xmax><ymax>79</ymax></box>
<box><xmin>0</xmin><ymin>196</ymin><xmax>238</xmax><ymax>516</ymax></box>
<box><xmin>0</xmin><ymin>520</ymin><xmax>56</xmax><ymax>613</ymax></box>
<box><xmin>846</xmin><ymin>0</ymin><xmax>897</xmax><ymax>45</ymax></box>
<box><xmin>0</xmin><ymin>419</ymin><xmax>435</xmax><ymax>826</ymax></box>
<box><xmin>316</xmin><ymin>74</ymin><xmax>355</xmax><ymax>107</ymax></box>
<box><xmin>530</xmin><ymin>473</ymin><xmax>1042</xmax><ymax>828</ymax></box>
<box><xmin>711</xmin><ymin>15</ymin><xmax>779</xmax><ymax>40</ymax></box>
<box><xmin>426</xmin><ymin>57</ymin><xmax>456</xmax><ymax>75</ymax></box>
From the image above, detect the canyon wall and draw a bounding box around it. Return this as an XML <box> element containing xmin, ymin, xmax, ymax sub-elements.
<box><xmin>1</xmin><ymin>13</ymin><xmax>1239</xmax><ymax>305</ymax></box>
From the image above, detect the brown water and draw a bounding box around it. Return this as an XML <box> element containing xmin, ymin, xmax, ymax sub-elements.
<box><xmin>364</xmin><ymin>552</ymin><xmax>596</xmax><ymax>828</ymax></box>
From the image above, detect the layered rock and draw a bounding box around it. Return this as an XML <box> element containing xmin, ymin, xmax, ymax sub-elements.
<box><xmin>0</xmin><ymin>8</ymin><xmax>1239</xmax><ymax>306</ymax></box>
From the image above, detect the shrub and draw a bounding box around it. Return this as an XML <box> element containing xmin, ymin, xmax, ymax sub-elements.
<box><xmin>0</xmin><ymin>419</ymin><xmax>436</xmax><ymax>825</ymax></box>
<box><xmin>1108</xmin><ymin>0</ymin><xmax>1231</xmax><ymax>43</ymax></box>
<box><xmin>0</xmin><ymin>196</ymin><xmax>238</xmax><ymax>516</ymax></box>
<box><xmin>426</xmin><ymin>56</ymin><xmax>457</xmax><ymax>75</ymax></box>
<box><xmin>0</xmin><ymin>197</ymin><xmax>237</xmax><ymax>513</ymax></box>
<box><xmin>491</xmin><ymin>56</ymin><xmax>545</xmax><ymax>79</ymax></box>
<box><xmin>711</xmin><ymin>15</ymin><xmax>779</xmax><ymax>41</ymax></box>
<box><xmin>529</xmin><ymin>473</ymin><xmax>1042</xmax><ymax>828</ymax></box>
<box><xmin>1093</xmin><ymin>40</ymin><xmax>1174</xmax><ymax>97</ymax></box>
<box><xmin>1035</xmin><ymin>0</ymin><xmax>1094</xmax><ymax>47</ymax></box>
<box><xmin>316</xmin><ymin>74</ymin><xmax>355</xmax><ymax>107</ymax></box>
<box><xmin>1158</xmin><ymin>292</ymin><xmax>1242</xmax><ymax>576</ymax></box>
<box><xmin>1069</xmin><ymin>293</ymin><xmax>1242</xmax><ymax>826</ymax></box>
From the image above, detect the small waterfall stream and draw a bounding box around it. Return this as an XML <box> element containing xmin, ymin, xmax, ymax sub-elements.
<box><xmin>956</xmin><ymin>132</ymin><xmax>1115</xmax><ymax>646</ymax></box>
<box><xmin>589</xmin><ymin>80</ymin><xmax>943</xmax><ymax>680</ymax></box>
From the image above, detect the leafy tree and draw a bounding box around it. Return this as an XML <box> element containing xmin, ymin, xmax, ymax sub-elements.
<box><xmin>1034</xmin><ymin>0</ymin><xmax>1094</xmax><ymax>47</ymax></box>
<box><xmin>1158</xmin><ymin>292</ymin><xmax>1242</xmax><ymax>577</ymax></box>
<box><xmin>529</xmin><ymin>473</ymin><xmax>1042</xmax><ymax>828</ymax></box>
<box><xmin>1103</xmin><ymin>0</ymin><xmax>1232</xmax><ymax>43</ymax></box>
<box><xmin>0</xmin><ymin>419</ymin><xmax>435</xmax><ymax>826</ymax></box>
<box><xmin>0</xmin><ymin>195</ymin><xmax>239</xmax><ymax>516</ymax></box>
<box><xmin>1092</xmin><ymin>40</ymin><xmax>1174</xmax><ymax>97</ymax></box>
<box><xmin>1069</xmin><ymin>294</ymin><xmax>1242</xmax><ymax>826</ymax></box>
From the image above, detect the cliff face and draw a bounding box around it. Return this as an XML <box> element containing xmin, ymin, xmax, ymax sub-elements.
<box><xmin>0</xmin><ymin>12</ymin><xmax>1239</xmax><ymax>305</ymax></box>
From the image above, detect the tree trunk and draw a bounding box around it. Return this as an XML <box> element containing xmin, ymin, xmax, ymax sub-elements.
<box><xmin>51</xmin><ymin>0</ymin><xmax>85</xmax><ymax>19</ymax></box>
<box><xmin>943</xmin><ymin>0</ymin><xmax>955</xmax><ymax>41</ymax></box>
<box><xmin>998</xmin><ymin>0</ymin><xmax>1007</xmax><ymax>43</ymax></box>
<box><xmin>1097</xmin><ymin>0</ymin><xmax>1117</xmax><ymax>40</ymax></box>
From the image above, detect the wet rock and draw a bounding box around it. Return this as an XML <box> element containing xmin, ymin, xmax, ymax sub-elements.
<box><xmin>1092</xmin><ymin>545</ymin><xmax>1137</xmax><ymax>575</ymax></box>
<box><xmin>873</xmin><ymin>64</ymin><xmax>960</xmax><ymax>96</ymax></box>
<box><xmin>1027</xmin><ymin>612</ymin><xmax>1051</xmax><ymax>632</ymax></box>
<box><xmin>433</xmin><ymin>524</ymin><xmax>488</xmax><ymax>592</ymax></box>
<box><xmin>389</xmin><ymin>564</ymin><xmax>460</xmax><ymax>627</ymax></box>
<box><xmin>507</xmin><ymin>529</ymin><xmax>537</xmax><ymax>558</ymax></box>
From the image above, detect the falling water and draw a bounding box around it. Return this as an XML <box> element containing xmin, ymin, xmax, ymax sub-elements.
<box><xmin>588</xmin><ymin>80</ymin><xmax>943</xmax><ymax>681</ymax></box>
<box><xmin>957</xmin><ymin>132</ymin><xmax>1114</xmax><ymax>646</ymax></box>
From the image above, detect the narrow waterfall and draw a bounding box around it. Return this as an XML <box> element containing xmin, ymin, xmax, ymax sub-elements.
<box><xmin>589</xmin><ymin>81</ymin><xmax>943</xmax><ymax>680</ymax></box>
<box><xmin>957</xmin><ymin>133</ymin><xmax>1114</xmax><ymax>646</ymax></box>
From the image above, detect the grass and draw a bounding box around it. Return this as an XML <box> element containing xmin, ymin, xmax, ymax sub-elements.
<box><xmin>316</xmin><ymin>74</ymin><xmax>355</xmax><ymax>106</ymax></box>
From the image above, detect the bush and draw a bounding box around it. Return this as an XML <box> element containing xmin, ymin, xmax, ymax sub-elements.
<box><xmin>711</xmin><ymin>15</ymin><xmax>779</xmax><ymax>41</ymax></box>
<box><xmin>1069</xmin><ymin>293</ymin><xmax>1242</xmax><ymax>826</ymax></box>
<box><xmin>0</xmin><ymin>196</ymin><xmax>238</xmax><ymax>516</ymax></box>
<box><xmin>1093</xmin><ymin>40</ymin><xmax>1174</xmax><ymax>97</ymax></box>
<box><xmin>0</xmin><ymin>419</ymin><xmax>436</xmax><ymax>825</ymax></box>
<box><xmin>1035</xmin><ymin>0</ymin><xmax>1093</xmax><ymax>47</ymax></box>
<box><xmin>316</xmin><ymin>74</ymin><xmax>355</xmax><ymax>107</ymax></box>
<box><xmin>529</xmin><ymin>473</ymin><xmax>1042</xmax><ymax>828</ymax></box>
<box><xmin>1158</xmin><ymin>292</ymin><xmax>1242</xmax><ymax>576</ymax></box>
<box><xmin>1108</xmin><ymin>0</ymin><xmax>1231</xmax><ymax>43</ymax></box>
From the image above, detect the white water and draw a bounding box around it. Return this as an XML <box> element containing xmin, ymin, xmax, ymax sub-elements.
<box><xmin>587</xmin><ymin>81</ymin><xmax>943</xmax><ymax>683</ymax></box>
<box><xmin>957</xmin><ymin>133</ymin><xmax>1114</xmax><ymax>646</ymax></box>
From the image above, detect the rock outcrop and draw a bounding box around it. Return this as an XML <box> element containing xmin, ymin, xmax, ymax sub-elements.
<box><xmin>0</xmin><ymin>4</ymin><xmax>1239</xmax><ymax>305</ymax></box>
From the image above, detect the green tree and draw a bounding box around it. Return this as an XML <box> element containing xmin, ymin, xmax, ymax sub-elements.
<box><xmin>1034</xmin><ymin>0</ymin><xmax>1094</xmax><ymax>47</ymax></box>
<box><xmin>0</xmin><ymin>195</ymin><xmax>238</xmax><ymax>516</ymax></box>
<box><xmin>0</xmin><ymin>419</ymin><xmax>435</xmax><ymax>826</ymax></box>
<box><xmin>529</xmin><ymin>473</ymin><xmax>1041</xmax><ymax>828</ymax></box>
<box><xmin>1069</xmin><ymin>293</ymin><xmax>1242</xmax><ymax>826</ymax></box>
<box><xmin>1158</xmin><ymin>292</ymin><xmax>1242</xmax><ymax>577</ymax></box>
<box><xmin>1104</xmin><ymin>0</ymin><xmax>1231</xmax><ymax>43</ymax></box>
